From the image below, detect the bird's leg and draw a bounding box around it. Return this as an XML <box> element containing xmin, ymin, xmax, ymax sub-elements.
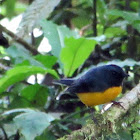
<box><xmin>111</xmin><ymin>101</ymin><xmax>125</xmax><ymax>110</ymax></box>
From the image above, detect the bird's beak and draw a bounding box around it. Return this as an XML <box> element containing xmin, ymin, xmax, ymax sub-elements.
<box><xmin>124</xmin><ymin>73</ymin><xmax>129</xmax><ymax>77</ymax></box>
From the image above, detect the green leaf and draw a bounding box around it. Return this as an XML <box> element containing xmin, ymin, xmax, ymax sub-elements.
<box><xmin>71</xmin><ymin>8</ymin><xmax>92</xmax><ymax>29</ymax></box>
<box><xmin>0</xmin><ymin>66</ymin><xmax>58</xmax><ymax>94</ymax></box>
<box><xmin>4</xmin><ymin>0</ymin><xmax>17</xmax><ymax>18</ymax></box>
<box><xmin>97</xmin><ymin>0</ymin><xmax>107</xmax><ymax>25</ymax></box>
<box><xmin>105</xmin><ymin>27</ymin><xmax>126</xmax><ymax>38</ymax></box>
<box><xmin>6</xmin><ymin>46</ymin><xmax>44</xmax><ymax>68</ymax></box>
<box><xmin>21</xmin><ymin>84</ymin><xmax>48</xmax><ymax>107</ymax></box>
<box><xmin>132</xmin><ymin>20</ymin><xmax>140</xmax><ymax>32</ymax></box>
<box><xmin>99</xmin><ymin>59</ymin><xmax>140</xmax><ymax>67</ymax></box>
<box><xmin>108</xmin><ymin>10</ymin><xmax>140</xmax><ymax>32</ymax></box>
<box><xmin>3</xmin><ymin>123</ymin><xmax>17</xmax><ymax>138</ymax></box>
<box><xmin>108</xmin><ymin>10</ymin><xmax>140</xmax><ymax>22</ymax></box>
<box><xmin>105</xmin><ymin>130</ymin><xmax>133</xmax><ymax>140</ymax></box>
<box><xmin>35</xmin><ymin>55</ymin><xmax>57</xmax><ymax>69</ymax></box>
<box><xmin>117</xmin><ymin>130</ymin><xmax>133</xmax><ymax>140</ymax></box>
<box><xmin>61</xmin><ymin>37</ymin><xmax>97</xmax><ymax>77</ymax></box>
<box><xmin>9</xmin><ymin>96</ymin><xmax>31</xmax><ymax>108</ymax></box>
<box><xmin>15</xmin><ymin>2</ymin><xmax>28</xmax><ymax>13</ymax></box>
<box><xmin>123</xmin><ymin>12</ymin><xmax>140</xmax><ymax>23</ymax></box>
<box><xmin>35</xmin><ymin>129</ymin><xmax>56</xmax><ymax>140</ymax></box>
<box><xmin>45</xmin><ymin>69</ymin><xmax>59</xmax><ymax>78</ymax></box>
<box><xmin>72</xmin><ymin>16</ymin><xmax>91</xmax><ymax>29</ymax></box>
<box><xmin>133</xmin><ymin>130</ymin><xmax>140</xmax><ymax>140</ymax></box>
<box><xmin>10</xmin><ymin>83</ymin><xmax>27</xmax><ymax>94</ymax></box>
<box><xmin>108</xmin><ymin>9</ymin><xmax>123</xmax><ymax>17</ymax></box>
<box><xmin>13</xmin><ymin>111</ymin><xmax>54</xmax><ymax>140</ymax></box>
<box><xmin>40</xmin><ymin>20</ymin><xmax>79</xmax><ymax>58</ymax></box>
<box><xmin>130</xmin><ymin>1</ymin><xmax>139</xmax><ymax>11</ymax></box>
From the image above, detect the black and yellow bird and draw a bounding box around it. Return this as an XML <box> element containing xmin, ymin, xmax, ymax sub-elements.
<box><xmin>56</xmin><ymin>64</ymin><xmax>128</xmax><ymax>107</ymax></box>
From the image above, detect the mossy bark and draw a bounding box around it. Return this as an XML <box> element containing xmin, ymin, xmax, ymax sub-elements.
<box><xmin>58</xmin><ymin>83</ymin><xmax>140</xmax><ymax>140</ymax></box>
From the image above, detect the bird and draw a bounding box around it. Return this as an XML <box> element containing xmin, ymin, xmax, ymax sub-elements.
<box><xmin>55</xmin><ymin>64</ymin><xmax>128</xmax><ymax>107</ymax></box>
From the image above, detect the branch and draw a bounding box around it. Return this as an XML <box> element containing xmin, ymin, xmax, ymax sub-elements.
<box><xmin>0</xmin><ymin>126</ymin><xmax>8</xmax><ymax>140</ymax></box>
<box><xmin>0</xmin><ymin>24</ymin><xmax>39</xmax><ymax>55</ymax></box>
<box><xmin>93</xmin><ymin>0</ymin><xmax>97</xmax><ymax>36</ymax></box>
<box><xmin>58</xmin><ymin>83</ymin><xmax>140</xmax><ymax>140</ymax></box>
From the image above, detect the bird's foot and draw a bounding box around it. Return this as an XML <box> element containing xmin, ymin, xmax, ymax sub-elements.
<box><xmin>111</xmin><ymin>101</ymin><xmax>125</xmax><ymax>110</ymax></box>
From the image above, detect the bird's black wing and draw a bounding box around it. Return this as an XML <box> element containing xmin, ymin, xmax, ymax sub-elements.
<box><xmin>67</xmin><ymin>68</ymin><xmax>109</xmax><ymax>93</ymax></box>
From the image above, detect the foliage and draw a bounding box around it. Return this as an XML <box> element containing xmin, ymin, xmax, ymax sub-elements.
<box><xmin>61</xmin><ymin>37</ymin><xmax>97</xmax><ymax>76</ymax></box>
<box><xmin>0</xmin><ymin>66</ymin><xmax>57</xmax><ymax>94</ymax></box>
<box><xmin>40</xmin><ymin>20</ymin><xmax>79</xmax><ymax>58</ymax></box>
<box><xmin>13</xmin><ymin>110</ymin><xmax>54</xmax><ymax>140</ymax></box>
<box><xmin>0</xmin><ymin>0</ymin><xmax>140</xmax><ymax>140</ymax></box>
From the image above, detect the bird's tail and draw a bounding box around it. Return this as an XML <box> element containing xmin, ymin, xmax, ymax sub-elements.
<box><xmin>53</xmin><ymin>79</ymin><xmax>75</xmax><ymax>86</ymax></box>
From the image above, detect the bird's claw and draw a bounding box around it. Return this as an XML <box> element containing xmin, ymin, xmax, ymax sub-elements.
<box><xmin>111</xmin><ymin>101</ymin><xmax>125</xmax><ymax>110</ymax></box>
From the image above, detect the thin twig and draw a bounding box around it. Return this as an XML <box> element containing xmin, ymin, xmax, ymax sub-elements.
<box><xmin>0</xmin><ymin>126</ymin><xmax>8</xmax><ymax>140</ymax></box>
<box><xmin>79</xmin><ymin>24</ymin><xmax>92</xmax><ymax>36</ymax></box>
<box><xmin>93</xmin><ymin>0</ymin><xmax>97</xmax><ymax>36</ymax></box>
<box><xmin>0</xmin><ymin>24</ymin><xmax>39</xmax><ymax>55</ymax></box>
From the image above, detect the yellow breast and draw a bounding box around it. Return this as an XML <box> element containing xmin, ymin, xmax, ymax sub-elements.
<box><xmin>77</xmin><ymin>86</ymin><xmax>122</xmax><ymax>106</ymax></box>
